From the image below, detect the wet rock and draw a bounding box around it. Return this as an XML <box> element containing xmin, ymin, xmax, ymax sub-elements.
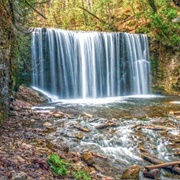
<box><xmin>81</xmin><ymin>112</ymin><xmax>93</xmax><ymax>118</ymax></box>
<box><xmin>76</xmin><ymin>132</ymin><xmax>83</xmax><ymax>139</ymax></box>
<box><xmin>174</xmin><ymin>150</ymin><xmax>180</xmax><ymax>156</ymax></box>
<box><xmin>46</xmin><ymin>126</ymin><xmax>56</xmax><ymax>133</ymax></box>
<box><xmin>74</xmin><ymin>125</ymin><xmax>90</xmax><ymax>132</ymax></box>
<box><xmin>12</xmin><ymin>172</ymin><xmax>27</xmax><ymax>180</ymax></box>
<box><xmin>53</xmin><ymin>112</ymin><xmax>64</xmax><ymax>118</ymax></box>
<box><xmin>138</xmin><ymin>145</ymin><xmax>146</xmax><ymax>152</ymax></box>
<box><xmin>43</xmin><ymin>122</ymin><xmax>52</xmax><ymax>127</ymax></box>
<box><xmin>93</xmin><ymin>164</ymin><xmax>105</xmax><ymax>173</ymax></box>
<box><xmin>56</xmin><ymin>142</ymin><xmax>69</xmax><ymax>152</ymax></box>
<box><xmin>81</xmin><ymin>150</ymin><xmax>94</xmax><ymax>166</ymax></box>
<box><xmin>14</xmin><ymin>85</ymin><xmax>47</xmax><ymax>105</ymax></box>
<box><xmin>121</xmin><ymin>164</ymin><xmax>140</xmax><ymax>179</ymax></box>
<box><xmin>143</xmin><ymin>168</ymin><xmax>160</xmax><ymax>179</ymax></box>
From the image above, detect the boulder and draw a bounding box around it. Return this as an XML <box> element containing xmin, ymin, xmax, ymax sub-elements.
<box><xmin>121</xmin><ymin>165</ymin><xmax>140</xmax><ymax>179</ymax></box>
<box><xmin>81</xmin><ymin>150</ymin><xmax>94</xmax><ymax>166</ymax></box>
<box><xmin>14</xmin><ymin>85</ymin><xmax>48</xmax><ymax>105</ymax></box>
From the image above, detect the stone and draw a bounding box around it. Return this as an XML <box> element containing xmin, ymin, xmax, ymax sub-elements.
<box><xmin>14</xmin><ymin>85</ymin><xmax>47</xmax><ymax>105</ymax></box>
<box><xmin>22</xmin><ymin>143</ymin><xmax>32</xmax><ymax>149</ymax></box>
<box><xmin>53</xmin><ymin>112</ymin><xmax>64</xmax><ymax>118</ymax></box>
<box><xmin>30</xmin><ymin>119</ymin><xmax>35</xmax><ymax>122</ymax></box>
<box><xmin>12</xmin><ymin>172</ymin><xmax>27</xmax><ymax>180</ymax></box>
<box><xmin>43</xmin><ymin>122</ymin><xmax>52</xmax><ymax>127</ymax></box>
<box><xmin>81</xmin><ymin>151</ymin><xmax>94</xmax><ymax>166</ymax></box>
<box><xmin>81</xmin><ymin>112</ymin><xmax>93</xmax><ymax>118</ymax></box>
<box><xmin>172</xmin><ymin>16</ymin><xmax>180</xmax><ymax>23</ymax></box>
<box><xmin>76</xmin><ymin>132</ymin><xmax>83</xmax><ymax>139</ymax></box>
<box><xmin>121</xmin><ymin>164</ymin><xmax>140</xmax><ymax>179</ymax></box>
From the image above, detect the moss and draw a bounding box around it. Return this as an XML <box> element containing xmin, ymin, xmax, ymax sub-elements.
<box><xmin>0</xmin><ymin>112</ymin><xmax>2</xmax><ymax>125</ymax></box>
<box><xmin>152</xmin><ymin>85</ymin><xmax>166</xmax><ymax>94</ymax></box>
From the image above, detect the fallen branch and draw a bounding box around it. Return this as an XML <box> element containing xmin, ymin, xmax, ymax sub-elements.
<box><xmin>142</xmin><ymin>154</ymin><xmax>180</xmax><ymax>175</ymax></box>
<box><xmin>73</xmin><ymin>125</ymin><xmax>90</xmax><ymax>132</ymax></box>
<box><xmin>145</xmin><ymin>160</ymin><xmax>180</xmax><ymax>170</ymax></box>
<box><xmin>136</xmin><ymin>125</ymin><xmax>174</xmax><ymax>131</ymax></box>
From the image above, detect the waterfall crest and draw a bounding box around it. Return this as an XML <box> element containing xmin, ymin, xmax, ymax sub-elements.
<box><xmin>31</xmin><ymin>28</ymin><xmax>151</xmax><ymax>99</ymax></box>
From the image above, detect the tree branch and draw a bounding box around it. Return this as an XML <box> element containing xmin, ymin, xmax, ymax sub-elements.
<box><xmin>25</xmin><ymin>0</ymin><xmax>47</xmax><ymax>19</ymax></box>
<box><xmin>79</xmin><ymin>6</ymin><xmax>106</xmax><ymax>24</ymax></box>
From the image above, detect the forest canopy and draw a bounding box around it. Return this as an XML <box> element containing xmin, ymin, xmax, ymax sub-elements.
<box><xmin>0</xmin><ymin>0</ymin><xmax>179</xmax><ymax>45</ymax></box>
<box><xmin>30</xmin><ymin>0</ymin><xmax>180</xmax><ymax>46</ymax></box>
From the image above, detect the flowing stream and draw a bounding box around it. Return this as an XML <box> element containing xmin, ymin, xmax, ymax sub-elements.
<box><xmin>32</xmin><ymin>95</ymin><xmax>180</xmax><ymax>179</ymax></box>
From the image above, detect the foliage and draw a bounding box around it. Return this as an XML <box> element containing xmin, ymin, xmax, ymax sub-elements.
<box><xmin>30</xmin><ymin>0</ymin><xmax>180</xmax><ymax>46</ymax></box>
<box><xmin>73</xmin><ymin>170</ymin><xmax>92</xmax><ymax>180</ymax></box>
<box><xmin>135</xmin><ymin>0</ymin><xmax>180</xmax><ymax>46</ymax></box>
<box><xmin>47</xmin><ymin>153</ymin><xmax>70</xmax><ymax>175</ymax></box>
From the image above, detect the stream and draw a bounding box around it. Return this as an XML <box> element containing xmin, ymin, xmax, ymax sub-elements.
<box><xmin>33</xmin><ymin>95</ymin><xmax>180</xmax><ymax>179</ymax></box>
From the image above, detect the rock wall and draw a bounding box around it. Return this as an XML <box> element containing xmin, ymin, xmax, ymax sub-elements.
<box><xmin>0</xmin><ymin>53</ymin><xmax>10</xmax><ymax>124</ymax></box>
<box><xmin>150</xmin><ymin>40</ymin><xmax>180</xmax><ymax>95</ymax></box>
<box><xmin>0</xmin><ymin>9</ymin><xmax>11</xmax><ymax>124</ymax></box>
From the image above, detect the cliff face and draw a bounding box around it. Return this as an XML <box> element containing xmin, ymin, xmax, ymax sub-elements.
<box><xmin>0</xmin><ymin>45</ymin><xmax>10</xmax><ymax>123</ymax></box>
<box><xmin>150</xmin><ymin>40</ymin><xmax>180</xmax><ymax>95</ymax></box>
<box><xmin>0</xmin><ymin>8</ymin><xmax>12</xmax><ymax>124</ymax></box>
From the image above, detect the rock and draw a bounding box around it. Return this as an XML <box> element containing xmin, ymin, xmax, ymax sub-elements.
<box><xmin>12</xmin><ymin>99</ymin><xmax>32</xmax><ymax>110</ymax></box>
<box><xmin>143</xmin><ymin>168</ymin><xmax>160</xmax><ymax>179</ymax></box>
<box><xmin>22</xmin><ymin>143</ymin><xmax>32</xmax><ymax>149</ymax></box>
<box><xmin>14</xmin><ymin>85</ymin><xmax>47</xmax><ymax>105</ymax></box>
<box><xmin>43</xmin><ymin>122</ymin><xmax>52</xmax><ymax>127</ymax></box>
<box><xmin>30</xmin><ymin>119</ymin><xmax>35</xmax><ymax>122</ymax></box>
<box><xmin>12</xmin><ymin>172</ymin><xmax>27</xmax><ymax>180</ymax></box>
<box><xmin>9</xmin><ymin>111</ymin><xmax>18</xmax><ymax>116</ymax></box>
<box><xmin>93</xmin><ymin>164</ymin><xmax>105</xmax><ymax>173</ymax></box>
<box><xmin>46</xmin><ymin>126</ymin><xmax>57</xmax><ymax>133</ymax></box>
<box><xmin>121</xmin><ymin>165</ymin><xmax>140</xmax><ymax>179</ymax></box>
<box><xmin>81</xmin><ymin>112</ymin><xmax>93</xmax><ymax>118</ymax></box>
<box><xmin>101</xmin><ymin>177</ymin><xmax>114</xmax><ymax>180</ymax></box>
<box><xmin>12</xmin><ymin>155</ymin><xmax>26</xmax><ymax>164</ymax></box>
<box><xmin>76</xmin><ymin>132</ymin><xmax>83</xmax><ymax>139</ymax></box>
<box><xmin>81</xmin><ymin>151</ymin><xmax>94</xmax><ymax>166</ymax></box>
<box><xmin>169</xmin><ymin>110</ymin><xmax>174</xmax><ymax>115</ymax></box>
<box><xmin>53</xmin><ymin>112</ymin><xmax>64</xmax><ymax>118</ymax></box>
<box><xmin>172</xmin><ymin>16</ymin><xmax>180</xmax><ymax>23</ymax></box>
<box><xmin>58</xmin><ymin>142</ymin><xmax>69</xmax><ymax>152</ymax></box>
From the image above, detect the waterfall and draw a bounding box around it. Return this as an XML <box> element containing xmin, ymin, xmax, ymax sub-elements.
<box><xmin>31</xmin><ymin>28</ymin><xmax>151</xmax><ymax>99</ymax></box>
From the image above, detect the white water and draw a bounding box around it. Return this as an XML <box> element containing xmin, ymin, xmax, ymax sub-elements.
<box><xmin>31</xmin><ymin>28</ymin><xmax>151</xmax><ymax>100</ymax></box>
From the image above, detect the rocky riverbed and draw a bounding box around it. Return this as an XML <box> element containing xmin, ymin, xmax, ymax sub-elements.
<box><xmin>0</xmin><ymin>85</ymin><xmax>180</xmax><ymax>180</ymax></box>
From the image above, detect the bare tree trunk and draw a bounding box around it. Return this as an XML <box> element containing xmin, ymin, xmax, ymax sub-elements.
<box><xmin>147</xmin><ymin>0</ymin><xmax>157</xmax><ymax>13</ymax></box>
<box><xmin>82</xmin><ymin>0</ymin><xmax>87</xmax><ymax>25</ymax></box>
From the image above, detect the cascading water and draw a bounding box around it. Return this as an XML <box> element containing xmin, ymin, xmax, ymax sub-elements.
<box><xmin>31</xmin><ymin>28</ymin><xmax>151</xmax><ymax>99</ymax></box>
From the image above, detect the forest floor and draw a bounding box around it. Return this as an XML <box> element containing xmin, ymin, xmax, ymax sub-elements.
<box><xmin>0</xmin><ymin>86</ymin><xmax>114</xmax><ymax>180</ymax></box>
